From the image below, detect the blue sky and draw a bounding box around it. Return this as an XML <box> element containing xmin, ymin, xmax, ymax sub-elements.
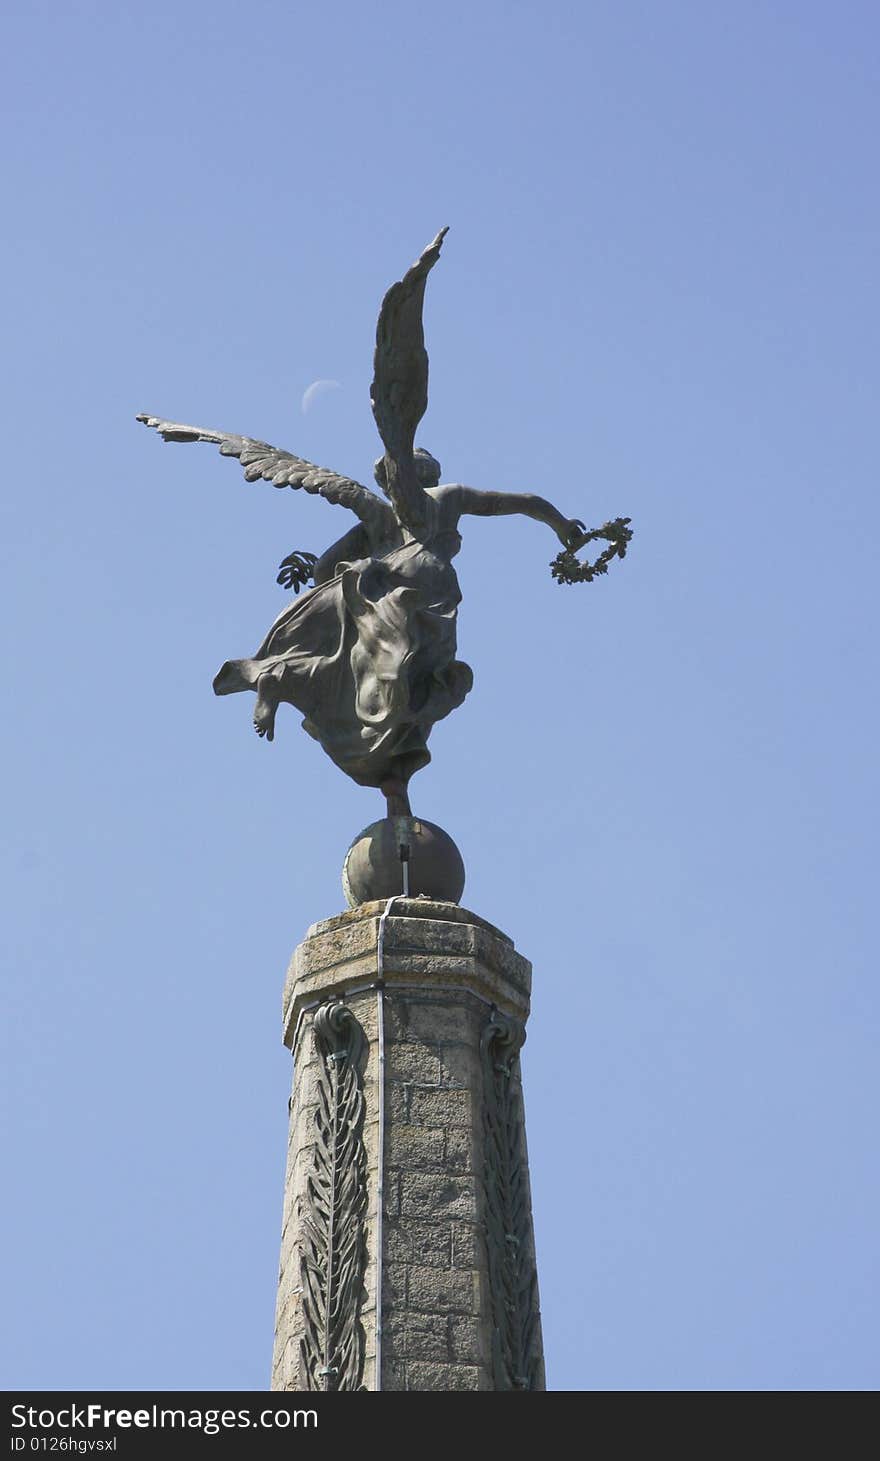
<box><xmin>2</xmin><ymin>0</ymin><xmax>878</xmax><ymax>1391</ymax></box>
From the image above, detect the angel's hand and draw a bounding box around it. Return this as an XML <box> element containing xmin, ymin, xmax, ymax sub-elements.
<box><xmin>276</xmin><ymin>550</ymin><xmax>318</xmax><ymax>593</ymax></box>
<box><xmin>558</xmin><ymin>518</ymin><xmax>588</xmax><ymax>550</ymax></box>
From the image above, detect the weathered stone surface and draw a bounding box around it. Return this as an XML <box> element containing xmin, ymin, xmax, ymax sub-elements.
<box><xmin>384</xmin><ymin>1123</ymin><xmax>446</xmax><ymax>1168</ymax></box>
<box><xmin>384</xmin><ymin>1311</ymin><xmax>484</xmax><ymax>1364</ymax></box>
<box><xmin>271</xmin><ymin>904</ymin><xmax>543</xmax><ymax>1392</ymax></box>
<box><xmin>283</xmin><ymin>899</ymin><xmax>531</xmax><ymax>1044</ymax></box>
<box><xmin>405</xmin><ymin>1361</ymin><xmax>485</xmax><ymax>1391</ymax></box>
<box><xmin>385</xmin><ymin>1041</ymin><xmax>442</xmax><ymax>1085</ymax></box>
<box><xmin>443</xmin><ymin>1129</ymin><xmax>474</xmax><ymax>1172</ymax></box>
<box><xmin>386</xmin><ymin>1084</ymin><xmax>410</xmax><ymax>1123</ymax></box>
<box><xmin>384</xmin><ymin>1219</ymin><xmax>452</xmax><ymax>1270</ymax></box>
<box><xmin>408</xmin><ymin>1087</ymin><xmax>473</xmax><ymax>1128</ymax></box>
<box><xmin>382</xmin><ymin>1263</ymin><xmax>408</xmax><ymax>1308</ymax></box>
<box><xmin>382</xmin><ymin>1356</ymin><xmax>408</xmax><ymax>1391</ymax></box>
<box><xmin>450</xmin><ymin>1223</ymin><xmax>485</xmax><ymax>1269</ymax></box>
<box><xmin>399</xmin><ymin>1172</ymin><xmax>478</xmax><ymax>1221</ymax></box>
<box><xmin>438</xmin><ymin>1041</ymin><xmax>481</xmax><ymax>1088</ymax></box>
<box><xmin>306</xmin><ymin>899</ymin><xmax>515</xmax><ymax>945</ymax></box>
<box><xmin>406</xmin><ymin>1265</ymin><xmax>480</xmax><ymax>1314</ymax></box>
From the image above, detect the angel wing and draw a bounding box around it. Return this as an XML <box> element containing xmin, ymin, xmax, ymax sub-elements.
<box><xmin>136</xmin><ymin>415</ymin><xmax>387</xmax><ymax>528</ymax></box>
<box><xmin>370</xmin><ymin>227</ymin><xmax>448</xmax><ymax>536</ymax></box>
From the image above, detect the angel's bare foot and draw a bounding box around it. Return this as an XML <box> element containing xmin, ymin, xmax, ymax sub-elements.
<box><xmin>254</xmin><ymin>675</ymin><xmax>280</xmax><ymax>741</ymax></box>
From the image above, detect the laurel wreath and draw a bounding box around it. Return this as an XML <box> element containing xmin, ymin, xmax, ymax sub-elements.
<box><xmin>550</xmin><ymin>517</ymin><xmax>633</xmax><ymax>585</ymax></box>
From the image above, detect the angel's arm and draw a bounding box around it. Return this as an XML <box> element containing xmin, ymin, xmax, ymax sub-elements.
<box><xmin>275</xmin><ymin>523</ymin><xmax>367</xmax><ymax>592</ymax></box>
<box><xmin>136</xmin><ymin>415</ymin><xmax>391</xmax><ymax>535</ymax></box>
<box><xmin>311</xmin><ymin>523</ymin><xmax>368</xmax><ymax>585</ymax></box>
<box><xmin>441</xmin><ymin>484</ymin><xmax>585</xmax><ymax>548</ymax></box>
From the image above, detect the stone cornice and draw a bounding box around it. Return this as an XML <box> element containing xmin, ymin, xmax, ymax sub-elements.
<box><xmin>283</xmin><ymin>899</ymin><xmax>532</xmax><ymax>1048</ymax></box>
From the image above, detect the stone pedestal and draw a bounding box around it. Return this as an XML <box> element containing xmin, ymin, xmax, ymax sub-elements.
<box><xmin>270</xmin><ymin>898</ymin><xmax>545</xmax><ymax>1392</ymax></box>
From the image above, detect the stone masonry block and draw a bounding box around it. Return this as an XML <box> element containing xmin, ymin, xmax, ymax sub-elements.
<box><xmin>382</xmin><ymin>1356</ymin><xmax>407</xmax><ymax>1392</ymax></box>
<box><xmin>445</xmin><ymin>1313</ymin><xmax>484</xmax><ymax>1365</ymax></box>
<box><xmin>381</xmin><ymin>1172</ymin><xmax>401</xmax><ymax>1220</ymax></box>
<box><xmin>404</xmin><ymin>1361</ymin><xmax>485</xmax><ymax>1392</ymax></box>
<box><xmin>451</xmin><ymin>1222</ymin><xmax>485</xmax><ymax>1269</ymax></box>
<box><xmin>399</xmin><ymin>1172</ymin><xmax>478</xmax><ymax>1222</ymax></box>
<box><xmin>382</xmin><ymin>1262</ymin><xmax>407</xmax><ymax>1308</ymax></box>
<box><xmin>384</xmin><ymin>1123</ymin><xmax>445</xmax><ymax>1169</ymax></box>
<box><xmin>382</xmin><ymin>1314</ymin><xmax>447</xmax><ymax>1362</ymax></box>
<box><xmin>406</xmin><ymin>1265</ymin><xmax>481</xmax><ymax>1315</ymax></box>
<box><xmin>384</xmin><ymin>1219</ymin><xmax>452</xmax><ymax>1269</ymax></box>
<box><xmin>385</xmin><ymin>1041</ymin><xmax>441</xmax><ymax>1085</ymax></box>
<box><xmin>438</xmin><ymin>1042</ymin><xmax>481</xmax><ymax>1089</ymax></box>
<box><xmin>383</xmin><ymin>1312</ymin><xmax>481</xmax><ymax>1366</ymax></box>
<box><xmin>443</xmin><ymin>1129</ymin><xmax>474</xmax><ymax>1172</ymax></box>
<box><xmin>272</xmin><ymin>1336</ymin><xmax>301</xmax><ymax>1392</ymax></box>
<box><xmin>384</xmin><ymin>997</ymin><xmax>483</xmax><ymax>1044</ymax></box>
<box><xmin>408</xmin><ymin>1087</ymin><xmax>473</xmax><ymax>1128</ymax></box>
<box><xmin>383</xmin><ymin>914</ymin><xmax>475</xmax><ymax>956</ymax></box>
<box><xmin>386</xmin><ymin>1084</ymin><xmax>410</xmax><ymax>1123</ymax></box>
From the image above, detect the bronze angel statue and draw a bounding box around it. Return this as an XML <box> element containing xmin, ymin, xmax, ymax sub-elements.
<box><xmin>138</xmin><ymin>230</ymin><xmax>630</xmax><ymax>817</ymax></box>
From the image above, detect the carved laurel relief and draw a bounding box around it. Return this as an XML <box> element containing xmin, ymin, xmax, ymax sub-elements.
<box><xmin>481</xmin><ymin>1011</ymin><xmax>541</xmax><ymax>1391</ymax></box>
<box><xmin>298</xmin><ymin>998</ymin><xmax>367</xmax><ymax>1392</ymax></box>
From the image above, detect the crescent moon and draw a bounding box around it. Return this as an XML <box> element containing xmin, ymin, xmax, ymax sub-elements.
<box><xmin>301</xmin><ymin>378</ymin><xmax>341</xmax><ymax>414</ymax></box>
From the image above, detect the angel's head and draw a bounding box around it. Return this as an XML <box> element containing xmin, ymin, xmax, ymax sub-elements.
<box><xmin>373</xmin><ymin>448</ymin><xmax>442</xmax><ymax>493</ymax></box>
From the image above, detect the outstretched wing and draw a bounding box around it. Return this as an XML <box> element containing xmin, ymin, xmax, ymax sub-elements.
<box><xmin>136</xmin><ymin>415</ymin><xmax>384</xmax><ymax>523</ymax></box>
<box><xmin>370</xmin><ymin>227</ymin><xmax>448</xmax><ymax>534</ymax></box>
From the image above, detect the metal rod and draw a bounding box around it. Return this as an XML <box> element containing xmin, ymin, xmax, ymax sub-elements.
<box><xmin>374</xmin><ymin>894</ymin><xmax>401</xmax><ymax>1392</ymax></box>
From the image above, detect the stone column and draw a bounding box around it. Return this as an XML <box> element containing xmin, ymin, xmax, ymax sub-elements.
<box><xmin>271</xmin><ymin>898</ymin><xmax>545</xmax><ymax>1392</ymax></box>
